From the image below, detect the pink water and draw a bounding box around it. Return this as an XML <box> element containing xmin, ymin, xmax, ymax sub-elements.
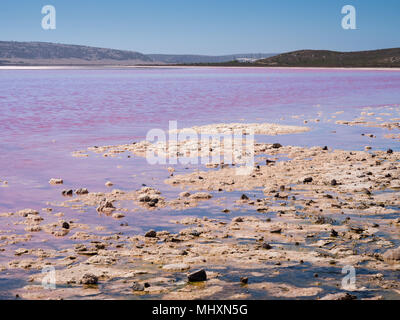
<box><xmin>1</xmin><ymin>67</ymin><xmax>400</xmax><ymax>219</ymax></box>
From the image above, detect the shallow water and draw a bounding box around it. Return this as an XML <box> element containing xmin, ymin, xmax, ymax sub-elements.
<box><xmin>1</xmin><ymin>67</ymin><xmax>400</xmax><ymax>213</ymax></box>
<box><xmin>1</xmin><ymin>67</ymin><xmax>400</xmax><ymax>299</ymax></box>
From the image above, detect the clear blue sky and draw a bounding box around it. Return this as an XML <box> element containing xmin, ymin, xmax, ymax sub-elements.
<box><xmin>0</xmin><ymin>0</ymin><xmax>399</xmax><ymax>55</ymax></box>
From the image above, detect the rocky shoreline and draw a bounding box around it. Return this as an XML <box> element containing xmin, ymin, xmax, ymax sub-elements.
<box><xmin>1</xmin><ymin>119</ymin><xmax>400</xmax><ymax>300</ymax></box>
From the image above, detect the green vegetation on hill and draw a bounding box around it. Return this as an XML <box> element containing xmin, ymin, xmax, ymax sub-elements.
<box><xmin>256</xmin><ymin>48</ymin><xmax>400</xmax><ymax>68</ymax></box>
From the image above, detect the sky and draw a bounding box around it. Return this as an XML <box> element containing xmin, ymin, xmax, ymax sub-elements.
<box><xmin>0</xmin><ymin>0</ymin><xmax>399</xmax><ymax>55</ymax></box>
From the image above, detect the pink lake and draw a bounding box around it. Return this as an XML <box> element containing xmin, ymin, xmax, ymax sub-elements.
<box><xmin>1</xmin><ymin>67</ymin><xmax>400</xmax><ymax>299</ymax></box>
<box><xmin>1</xmin><ymin>67</ymin><xmax>400</xmax><ymax>224</ymax></box>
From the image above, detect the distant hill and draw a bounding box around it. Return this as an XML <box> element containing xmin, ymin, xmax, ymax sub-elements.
<box><xmin>256</xmin><ymin>48</ymin><xmax>400</xmax><ymax>68</ymax></box>
<box><xmin>0</xmin><ymin>41</ymin><xmax>276</xmax><ymax>66</ymax></box>
<box><xmin>148</xmin><ymin>53</ymin><xmax>276</xmax><ymax>64</ymax></box>
<box><xmin>1</xmin><ymin>41</ymin><xmax>399</xmax><ymax>68</ymax></box>
<box><xmin>0</xmin><ymin>41</ymin><xmax>153</xmax><ymax>65</ymax></box>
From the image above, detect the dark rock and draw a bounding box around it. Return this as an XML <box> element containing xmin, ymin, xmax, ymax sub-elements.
<box><xmin>240</xmin><ymin>194</ymin><xmax>249</xmax><ymax>200</ymax></box>
<box><xmin>140</xmin><ymin>195</ymin><xmax>152</xmax><ymax>203</ymax></box>
<box><xmin>80</xmin><ymin>273</ymin><xmax>98</xmax><ymax>285</ymax></box>
<box><xmin>322</xmin><ymin>146</ymin><xmax>328</xmax><ymax>151</ymax></box>
<box><xmin>362</xmin><ymin>188</ymin><xmax>371</xmax><ymax>195</ymax></box>
<box><xmin>262</xmin><ymin>243</ymin><xmax>272</xmax><ymax>250</ymax></box>
<box><xmin>330</xmin><ymin>229</ymin><xmax>338</xmax><ymax>237</ymax></box>
<box><xmin>75</xmin><ymin>188</ymin><xmax>89</xmax><ymax>195</ymax></box>
<box><xmin>145</xmin><ymin>230</ymin><xmax>157</xmax><ymax>238</ymax></box>
<box><xmin>387</xmin><ymin>149</ymin><xmax>393</xmax><ymax>154</ymax></box>
<box><xmin>188</xmin><ymin>269</ymin><xmax>207</xmax><ymax>282</ymax></box>
<box><xmin>234</xmin><ymin>217</ymin><xmax>244</xmax><ymax>223</ymax></box>
<box><xmin>303</xmin><ymin>177</ymin><xmax>313</xmax><ymax>184</ymax></box>
<box><xmin>131</xmin><ymin>282</ymin><xmax>145</xmax><ymax>291</ymax></box>
<box><xmin>148</xmin><ymin>199</ymin><xmax>159</xmax><ymax>207</ymax></box>
<box><xmin>62</xmin><ymin>189</ymin><xmax>73</xmax><ymax>196</ymax></box>
<box><xmin>331</xmin><ymin>179</ymin><xmax>338</xmax><ymax>186</ymax></box>
<box><xmin>240</xmin><ymin>277</ymin><xmax>249</xmax><ymax>284</ymax></box>
<box><xmin>62</xmin><ymin>222</ymin><xmax>70</xmax><ymax>229</ymax></box>
<box><xmin>190</xmin><ymin>230</ymin><xmax>202</xmax><ymax>237</ymax></box>
<box><xmin>270</xmin><ymin>228</ymin><xmax>282</xmax><ymax>234</ymax></box>
<box><xmin>272</xmin><ymin>143</ymin><xmax>282</xmax><ymax>149</ymax></box>
<box><xmin>350</xmin><ymin>226</ymin><xmax>364</xmax><ymax>234</ymax></box>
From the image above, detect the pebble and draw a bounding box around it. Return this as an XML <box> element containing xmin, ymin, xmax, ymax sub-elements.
<box><xmin>188</xmin><ymin>269</ymin><xmax>207</xmax><ymax>282</ymax></box>
<box><xmin>131</xmin><ymin>282</ymin><xmax>145</xmax><ymax>291</ymax></box>
<box><xmin>262</xmin><ymin>243</ymin><xmax>272</xmax><ymax>250</ymax></box>
<box><xmin>303</xmin><ymin>177</ymin><xmax>313</xmax><ymax>184</ymax></box>
<box><xmin>145</xmin><ymin>230</ymin><xmax>157</xmax><ymax>238</ymax></box>
<box><xmin>80</xmin><ymin>273</ymin><xmax>98</xmax><ymax>285</ymax></box>
<box><xmin>49</xmin><ymin>178</ymin><xmax>63</xmax><ymax>185</ymax></box>
<box><xmin>75</xmin><ymin>188</ymin><xmax>89</xmax><ymax>195</ymax></box>
<box><xmin>105</xmin><ymin>181</ymin><xmax>114</xmax><ymax>187</ymax></box>
<box><xmin>62</xmin><ymin>189</ymin><xmax>73</xmax><ymax>196</ymax></box>
<box><xmin>240</xmin><ymin>277</ymin><xmax>249</xmax><ymax>284</ymax></box>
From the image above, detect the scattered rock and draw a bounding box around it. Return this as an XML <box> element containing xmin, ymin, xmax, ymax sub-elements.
<box><xmin>179</xmin><ymin>192</ymin><xmax>191</xmax><ymax>198</ymax></box>
<box><xmin>262</xmin><ymin>243</ymin><xmax>272</xmax><ymax>250</ymax></box>
<box><xmin>17</xmin><ymin>209</ymin><xmax>39</xmax><ymax>217</ymax></box>
<box><xmin>105</xmin><ymin>181</ymin><xmax>114</xmax><ymax>187</ymax></box>
<box><xmin>189</xmin><ymin>192</ymin><xmax>212</xmax><ymax>200</ymax></box>
<box><xmin>240</xmin><ymin>277</ymin><xmax>249</xmax><ymax>284</ymax></box>
<box><xmin>62</xmin><ymin>190</ymin><xmax>73</xmax><ymax>196</ymax></box>
<box><xmin>330</xmin><ymin>229</ymin><xmax>338</xmax><ymax>237</ymax></box>
<box><xmin>49</xmin><ymin>178</ymin><xmax>63</xmax><ymax>185</ymax></box>
<box><xmin>131</xmin><ymin>282</ymin><xmax>145</xmax><ymax>291</ymax></box>
<box><xmin>80</xmin><ymin>274</ymin><xmax>98</xmax><ymax>285</ymax></box>
<box><xmin>75</xmin><ymin>188</ymin><xmax>89</xmax><ymax>195</ymax></box>
<box><xmin>188</xmin><ymin>269</ymin><xmax>207</xmax><ymax>282</ymax></box>
<box><xmin>145</xmin><ymin>230</ymin><xmax>157</xmax><ymax>238</ymax></box>
<box><xmin>240</xmin><ymin>194</ymin><xmax>249</xmax><ymax>200</ymax></box>
<box><xmin>303</xmin><ymin>177</ymin><xmax>313</xmax><ymax>184</ymax></box>
<box><xmin>96</xmin><ymin>199</ymin><xmax>115</xmax><ymax>213</ymax></box>
<box><xmin>320</xmin><ymin>292</ymin><xmax>357</xmax><ymax>300</ymax></box>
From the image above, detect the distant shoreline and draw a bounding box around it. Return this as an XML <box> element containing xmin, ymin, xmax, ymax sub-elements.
<box><xmin>1</xmin><ymin>65</ymin><xmax>400</xmax><ymax>71</ymax></box>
